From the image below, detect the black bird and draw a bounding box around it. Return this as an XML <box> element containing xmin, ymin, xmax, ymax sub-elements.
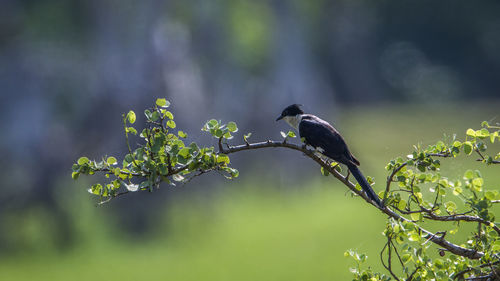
<box><xmin>276</xmin><ymin>104</ymin><xmax>383</xmax><ymax>208</ymax></box>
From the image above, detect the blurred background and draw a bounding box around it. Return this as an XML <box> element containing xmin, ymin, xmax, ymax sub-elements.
<box><xmin>1</xmin><ymin>0</ymin><xmax>500</xmax><ymax>280</ymax></box>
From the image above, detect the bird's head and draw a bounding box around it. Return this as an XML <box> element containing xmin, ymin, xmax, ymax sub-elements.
<box><xmin>276</xmin><ymin>104</ymin><xmax>304</xmax><ymax>130</ymax></box>
<box><xmin>276</xmin><ymin>104</ymin><xmax>304</xmax><ymax>121</ymax></box>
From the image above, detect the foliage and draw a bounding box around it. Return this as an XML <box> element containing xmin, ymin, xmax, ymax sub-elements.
<box><xmin>348</xmin><ymin>121</ymin><xmax>500</xmax><ymax>280</ymax></box>
<box><xmin>71</xmin><ymin>99</ymin><xmax>238</xmax><ymax>203</ymax></box>
<box><xmin>72</xmin><ymin>100</ymin><xmax>500</xmax><ymax>279</ymax></box>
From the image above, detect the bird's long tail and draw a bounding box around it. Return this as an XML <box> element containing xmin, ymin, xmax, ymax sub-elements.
<box><xmin>347</xmin><ymin>164</ymin><xmax>383</xmax><ymax>208</ymax></box>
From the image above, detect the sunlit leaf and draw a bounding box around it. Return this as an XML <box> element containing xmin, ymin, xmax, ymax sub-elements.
<box><xmin>463</xmin><ymin>141</ymin><xmax>473</xmax><ymax>155</ymax></box>
<box><xmin>127</xmin><ymin>110</ymin><xmax>136</xmax><ymax>124</ymax></box>
<box><xmin>472</xmin><ymin>177</ymin><xmax>484</xmax><ymax>187</ymax></box>
<box><xmin>165</xmin><ymin>111</ymin><xmax>174</xmax><ymax>120</ymax></box>
<box><xmin>126</xmin><ymin>127</ymin><xmax>137</xmax><ymax>135</ymax></box>
<box><xmin>155</xmin><ymin>98</ymin><xmax>169</xmax><ymax>107</ymax></box>
<box><xmin>410</xmin><ymin>212</ymin><xmax>421</xmax><ymax>221</ymax></box>
<box><xmin>466</xmin><ymin>128</ymin><xmax>476</xmax><ymax>137</ymax></box>
<box><xmin>178</xmin><ymin>147</ymin><xmax>190</xmax><ymax>158</ymax></box>
<box><xmin>409</xmin><ymin>232</ymin><xmax>421</xmax><ymax>242</ymax></box>
<box><xmin>77</xmin><ymin>157</ymin><xmax>89</xmax><ymax>165</ymax></box>
<box><xmin>167</xmin><ymin>120</ymin><xmax>176</xmax><ymax>128</ymax></box>
<box><xmin>217</xmin><ymin>154</ymin><xmax>230</xmax><ymax>164</ymax></box>
<box><xmin>445</xmin><ymin>201</ymin><xmax>457</xmax><ymax>213</ymax></box>
<box><xmin>107</xmin><ymin>157</ymin><xmax>117</xmax><ymax>165</ymax></box>
<box><xmin>227</xmin><ymin>121</ymin><xmax>238</xmax><ymax>133</ymax></box>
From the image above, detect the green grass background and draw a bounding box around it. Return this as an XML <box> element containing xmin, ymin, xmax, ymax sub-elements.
<box><xmin>1</xmin><ymin>103</ymin><xmax>499</xmax><ymax>280</ymax></box>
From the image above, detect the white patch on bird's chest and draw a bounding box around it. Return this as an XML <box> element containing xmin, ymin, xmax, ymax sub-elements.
<box><xmin>283</xmin><ymin>115</ymin><xmax>303</xmax><ymax>130</ymax></box>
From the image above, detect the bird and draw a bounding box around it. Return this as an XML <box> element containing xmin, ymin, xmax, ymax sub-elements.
<box><xmin>276</xmin><ymin>104</ymin><xmax>383</xmax><ymax>208</ymax></box>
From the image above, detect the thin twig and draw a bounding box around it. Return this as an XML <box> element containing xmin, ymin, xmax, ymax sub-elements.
<box><xmin>384</xmin><ymin>162</ymin><xmax>408</xmax><ymax>205</ymax></box>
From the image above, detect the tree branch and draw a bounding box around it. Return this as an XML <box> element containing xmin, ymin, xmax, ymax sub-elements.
<box><xmin>220</xmin><ymin>140</ymin><xmax>485</xmax><ymax>259</ymax></box>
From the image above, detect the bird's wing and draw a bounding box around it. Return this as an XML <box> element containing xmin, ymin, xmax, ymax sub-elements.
<box><xmin>299</xmin><ymin>116</ymin><xmax>358</xmax><ymax>166</ymax></box>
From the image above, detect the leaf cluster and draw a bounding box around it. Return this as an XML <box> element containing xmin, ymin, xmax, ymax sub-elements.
<box><xmin>348</xmin><ymin>123</ymin><xmax>500</xmax><ymax>280</ymax></box>
<box><xmin>72</xmin><ymin>99</ymin><xmax>239</xmax><ymax>202</ymax></box>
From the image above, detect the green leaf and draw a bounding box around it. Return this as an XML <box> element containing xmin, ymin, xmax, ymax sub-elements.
<box><xmin>217</xmin><ymin>154</ymin><xmax>230</xmax><ymax>164</ymax></box>
<box><xmin>491</xmin><ymin>131</ymin><xmax>498</xmax><ymax>143</ymax></box>
<box><xmin>485</xmin><ymin>191</ymin><xmax>497</xmax><ymax>200</ymax></box>
<box><xmin>410</xmin><ymin>213</ymin><xmax>422</xmax><ymax>221</ymax></box>
<box><xmin>214</xmin><ymin>129</ymin><xmax>223</xmax><ymax>138</ymax></box>
<box><xmin>144</xmin><ymin>109</ymin><xmax>152</xmax><ymax>120</ymax></box>
<box><xmin>445</xmin><ymin>201</ymin><xmax>457</xmax><ymax>213</ymax></box>
<box><xmin>189</xmin><ymin>142</ymin><xmax>199</xmax><ymax>152</ymax></box>
<box><xmin>127</xmin><ymin>110</ymin><xmax>136</xmax><ymax>124</ymax></box>
<box><xmin>463</xmin><ymin>141</ymin><xmax>473</xmax><ymax>155</ymax></box>
<box><xmin>287</xmin><ymin>130</ymin><xmax>296</xmax><ymax>138</ymax></box>
<box><xmin>77</xmin><ymin>157</ymin><xmax>89</xmax><ymax>165</ymax></box>
<box><xmin>126</xmin><ymin>127</ymin><xmax>137</xmax><ymax>135</ymax></box>
<box><xmin>208</xmin><ymin>119</ymin><xmax>218</xmax><ymax>128</ymax></box>
<box><xmin>227</xmin><ymin>167</ymin><xmax>239</xmax><ymax>178</ymax></box>
<box><xmin>401</xmin><ymin>254</ymin><xmax>412</xmax><ymax>264</ymax></box>
<box><xmin>156</xmin><ymin>98</ymin><xmax>170</xmax><ymax>107</ymax></box>
<box><xmin>398</xmin><ymin>199</ymin><xmax>407</xmax><ymax>210</ymax></box>
<box><xmin>151</xmin><ymin>111</ymin><xmax>160</xmax><ymax>121</ymax></box>
<box><xmin>436</xmin><ymin>140</ymin><xmax>445</xmax><ymax>150</ymax></box>
<box><xmin>227</xmin><ymin>122</ymin><xmax>238</xmax><ymax>133</ymax></box>
<box><xmin>89</xmin><ymin>183</ymin><xmax>103</xmax><ymax>195</ymax></box>
<box><xmin>167</xmin><ymin>120</ymin><xmax>176</xmax><ymax>128</ymax></box>
<box><xmin>434</xmin><ymin>258</ymin><xmax>445</xmax><ymax>269</ymax></box>
<box><xmin>466</xmin><ymin>128</ymin><xmax>476</xmax><ymax>137</ymax></box>
<box><xmin>409</xmin><ymin>232</ymin><xmax>421</xmax><ymax>242</ymax></box>
<box><xmin>178</xmin><ymin>147</ymin><xmax>190</xmax><ymax>158</ymax></box>
<box><xmin>472</xmin><ymin>177</ymin><xmax>484</xmax><ymax>187</ymax></box>
<box><xmin>464</xmin><ymin>169</ymin><xmax>474</xmax><ymax>179</ymax></box>
<box><xmin>477</xmin><ymin>128</ymin><xmax>490</xmax><ymax>138</ymax></box>
<box><xmin>165</xmin><ymin>111</ymin><xmax>174</xmax><ymax>120</ymax></box>
<box><xmin>178</xmin><ymin>131</ymin><xmax>187</xmax><ymax>138</ymax></box>
<box><xmin>124</xmin><ymin>154</ymin><xmax>133</xmax><ymax>164</ymax></box>
<box><xmin>492</xmin><ymin>243</ymin><xmax>500</xmax><ymax>252</ymax></box>
<box><xmin>453</xmin><ymin>186</ymin><xmax>463</xmax><ymax>195</ymax></box>
<box><xmin>320</xmin><ymin>166</ymin><xmax>329</xmax><ymax>176</ymax></box>
<box><xmin>107</xmin><ymin>157</ymin><xmax>117</xmax><ymax>165</ymax></box>
<box><xmin>139</xmin><ymin>181</ymin><xmax>150</xmax><ymax>190</ymax></box>
<box><xmin>71</xmin><ymin>172</ymin><xmax>79</xmax><ymax>180</ymax></box>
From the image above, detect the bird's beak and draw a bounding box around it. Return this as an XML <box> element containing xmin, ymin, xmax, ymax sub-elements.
<box><xmin>276</xmin><ymin>115</ymin><xmax>283</xmax><ymax>121</ymax></box>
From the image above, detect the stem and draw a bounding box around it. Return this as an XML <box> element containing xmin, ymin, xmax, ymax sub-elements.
<box><xmin>384</xmin><ymin>162</ymin><xmax>408</xmax><ymax>204</ymax></box>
